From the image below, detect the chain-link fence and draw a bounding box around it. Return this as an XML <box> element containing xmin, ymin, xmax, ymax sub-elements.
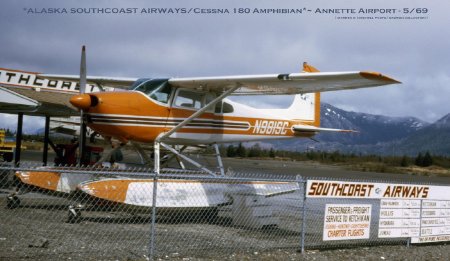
<box><xmin>0</xmin><ymin>162</ymin><xmax>448</xmax><ymax>260</ymax></box>
<box><xmin>0</xmin><ymin>162</ymin><xmax>304</xmax><ymax>260</ymax></box>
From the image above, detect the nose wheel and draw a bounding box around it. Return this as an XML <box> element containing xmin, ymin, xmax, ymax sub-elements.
<box><xmin>6</xmin><ymin>195</ymin><xmax>21</xmax><ymax>209</ymax></box>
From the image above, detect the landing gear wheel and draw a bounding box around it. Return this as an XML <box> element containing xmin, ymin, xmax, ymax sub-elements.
<box><xmin>6</xmin><ymin>195</ymin><xmax>20</xmax><ymax>209</ymax></box>
<box><xmin>67</xmin><ymin>205</ymin><xmax>82</xmax><ymax>223</ymax></box>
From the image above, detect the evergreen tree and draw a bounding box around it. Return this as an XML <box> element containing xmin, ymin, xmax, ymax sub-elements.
<box><xmin>226</xmin><ymin>145</ymin><xmax>236</xmax><ymax>157</ymax></box>
<box><xmin>236</xmin><ymin>143</ymin><xmax>247</xmax><ymax>157</ymax></box>
<box><xmin>415</xmin><ymin>152</ymin><xmax>424</xmax><ymax>167</ymax></box>
<box><xmin>269</xmin><ymin>148</ymin><xmax>275</xmax><ymax>158</ymax></box>
<box><xmin>219</xmin><ymin>144</ymin><xmax>227</xmax><ymax>156</ymax></box>
<box><xmin>400</xmin><ymin>155</ymin><xmax>409</xmax><ymax>167</ymax></box>
<box><xmin>248</xmin><ymin>144</ymin><xmax>262</xmax><ymax>157</ymax></box>
<box><xmin>6</xmin><ymin>128</ymin><xmax>14</xmax><ymax>136</ymax></box>
<box><xmin>422</xmin><ymin>151</ymin><xmax>433</xmax><ymax>167</ymax></box>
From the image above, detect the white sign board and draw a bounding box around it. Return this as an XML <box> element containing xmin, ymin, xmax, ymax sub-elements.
<box><xmin>323</xmin><ymin>204</ymin><xmax>371</xmax><ymax>241</ymax></box>
<box><xmin>412</xmin><ymin>200</ymin><xmax>450</xmax><ymax>243</ymax></box>
<box><xmin>378</xmin><ymin>199</ymin><xmax>421</xmax><ymax>238</ymax></box>
<box><xmin>306</xmin><ymin>180</ymin><xmax>448</xmax><ymax>200</ymax></box>
<box><xmin>411</xmin><ymin>235</ymin><xmax>450</xmax><ymax>243</ymax></box>
<box><xmin>308</xmin><ymin>180</ymin><xmax>450</xmax><ymax>243</ymax></box>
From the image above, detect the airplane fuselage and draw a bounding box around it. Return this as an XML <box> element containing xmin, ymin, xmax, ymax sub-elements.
<box><xmin>74</xmin><ymin>79</ymin><xmax>320</xmax><ymax>145</ymax></box>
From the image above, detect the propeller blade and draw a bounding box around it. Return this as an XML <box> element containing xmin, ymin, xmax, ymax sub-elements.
<box><xmin>79</xmin><ymin>45</ymin><xmax>87</xmax><ymax>94</ymax></box>
<box><xmin>78</xmin><ymin>45</ymin><xmax>87</xmax><ymax>165</ymax></box>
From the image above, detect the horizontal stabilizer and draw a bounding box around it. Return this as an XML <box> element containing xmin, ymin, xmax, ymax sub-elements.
<box><xmin>293</xmin><ymin>124</ymin><xmax>357</xmax><ymax>133</ymax></box>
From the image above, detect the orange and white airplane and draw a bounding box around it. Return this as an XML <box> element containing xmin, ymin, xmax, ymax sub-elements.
<box><xmin>3</xmin><ymin>46</ymin><xmax>400</xmax><ymax>215</ymax></box>
<box><xmin>66</xmin><ymin>47</ymin><xmax>400</xmax><ymax>175</ymax></box>
<box><xmin>1</xmin><ymin>48</ymin><xmax>400</xmax><ymax>172</ymax></box>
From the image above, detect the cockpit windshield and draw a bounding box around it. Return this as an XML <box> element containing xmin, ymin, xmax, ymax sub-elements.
<box><xmin>133</xmin><ymin>78</ymin><xmax>172</xmax><ymax>104</ymax></box>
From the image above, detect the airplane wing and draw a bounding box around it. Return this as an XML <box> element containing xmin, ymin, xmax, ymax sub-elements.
<box><xmin>0</xmin><ymin>87</ymin><xmax>39</xmax><ymax>112</ymax></box>
<box><xmin>0</xmin><ymin>85</ymin><xmax>78</xmax><ymax>116</ymax></box>
<box><xmin>168</xmin><ymin>71</ymin><xmax>401</xmax><ymax>95</ymax></box>
<box><xmin>40</xmin><ymin>74</ymin><xmax>137</xmax><ymax>89</ymax></box>
<box><xmin>1</xmin><ymin>64</ymin><xmax>400</xmax><ymax>116</ymax></box>
<box><xmin>0</xmin><ymin>67</ymin><xmax>137</xmax><ymax>116</ymax></box>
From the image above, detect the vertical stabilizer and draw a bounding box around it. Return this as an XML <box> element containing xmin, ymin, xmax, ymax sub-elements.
<box><xmin>302</xmin><ymin>62</ymin><xmax>320</xmax><ymax>127</ymax></box>
<box><xmin>287</xmin><ymin>63</ymin><xmax>321</xmax><ymax>126</ymax></box>
<box><xmin>236</xmin><ymin>63</ymin><xmax>322</xmax><ymax>127</ymax></box>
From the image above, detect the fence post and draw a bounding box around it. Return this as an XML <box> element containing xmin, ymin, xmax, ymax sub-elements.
<box><xmin>298</xmin><ymin>176</ymin><xmax>307</xmax><ymax>253</ymax></box>
<box><xmin>149</xmin><ymin>170</ymin><xmax>159</xmax><ymax>260</ymax></box>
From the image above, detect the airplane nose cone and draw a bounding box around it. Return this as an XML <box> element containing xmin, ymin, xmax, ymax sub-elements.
<box><xmin>70</xmin><ymin>94</ymin><xmax>92</xmax><ymax>110</ymax></box>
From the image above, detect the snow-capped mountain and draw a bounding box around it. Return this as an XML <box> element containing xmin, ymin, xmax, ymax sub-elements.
<box><xmin>391</xmin><ymin>113</ymin><xmax>450</xmax><ymax>156</ymax></box>
<box><xmin>271</xmin><ymin>103</ymin><xmax>445</xmax><ymax>155</ymax></box>
<box><xmin>318</xmin><ymin>103</ymin><xmax>428</xmax><ymax>145</ymax></box>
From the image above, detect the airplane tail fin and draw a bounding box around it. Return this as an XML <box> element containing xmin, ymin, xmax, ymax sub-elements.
<box><xmin>287</xmin><ymin>62</ymin><xmax>321</xmax><ymax>127</ymax></box>
<box><xmin>302</xmin><ymin>62</ymin><xmax>320</xmax><ymax>73</ymax></box>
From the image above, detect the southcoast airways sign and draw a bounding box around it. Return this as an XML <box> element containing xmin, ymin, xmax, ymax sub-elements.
<box><xmin>0</xmin><ymin>68</ymin><xmax>101</xmax><ymax>93</ymax></box>
<box><xmin>306</xmin><ymin>180</ymin><xmax>447</xmax><ymax>200</ymax></box>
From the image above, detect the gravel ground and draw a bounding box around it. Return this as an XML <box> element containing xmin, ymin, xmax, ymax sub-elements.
<box><xmin>2</xmin><ymin>154</ymin><xmax>450</xmax><ymax>260</ymax></box>
<box><xmin>164</xmin><ymin>244</ymin><xmax>450</xmax><ymax>260</ymax></box>
<box><xmin>0</xmin><ymin>191</ymin><xmax>301</xmax><ymax>260</ymax></box>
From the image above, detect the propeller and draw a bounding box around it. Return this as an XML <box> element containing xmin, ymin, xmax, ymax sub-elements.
<box><xmin>78</xmin><ymin>45</ymin><xmax>87</xmax><ymax>166</ymax></box>
<box><xmin>80</xmin><ymin>46</ymin><xmax>87</xmax><ymax>94</ymax></box>
<box><xmin>70</xmin><ymin>46</ymin><xmax>107</xmax><ymax>164</ymax></box>
<box><xmin>70</xmin><ymin>46</ymin><xmax>98</xmax><ymax>110</ymax></box>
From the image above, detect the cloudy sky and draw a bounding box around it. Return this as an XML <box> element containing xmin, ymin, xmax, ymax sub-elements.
<box><xmin>1</xmin><ymin>0</ymin><xmax>449</xmax><ymax>132</ymax></box>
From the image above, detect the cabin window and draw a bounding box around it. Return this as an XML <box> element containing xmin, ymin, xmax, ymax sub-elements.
<box><xmin>222</xmin><ymin>102</ymin><xmax>234</xmax><ymax>113</ymax></box>
<box><xmin>133</xmin><ymin>79</ymin><xmax>172</xmax><ymax>104</ymax></box>
<box><xmin>215</xmin><ymin>102</ymin><xmax>222</xmax><ymax>113</ymax></box>
<box><xmin>174</xmin><ymin>90</ymin><xmax>203</xmax><ymax>109</ymax></box>
<box><xmin>214</xmin><ymin>101</ymin><xmax>234</xmax><ymax>113</ymax></box>
<box><xmin>174</xmin><ymin>89</ymin><xmax>218</xmax><ymax>112</ymax></box>
<box><xmin>204</xmin><ymin>92</ymin><xmax>217</xmax><ymax>113</ymax></box>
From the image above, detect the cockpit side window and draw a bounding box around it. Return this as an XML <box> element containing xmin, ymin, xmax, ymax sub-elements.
<box><xmin>133</xmin><ymin>79</ymin><xmax>172</xmax><ymax>104</ymax></box>
<box><xmin>150</xmin><ymin>84</ymin><xmax>171</xmax><ymax>104</ymax></box>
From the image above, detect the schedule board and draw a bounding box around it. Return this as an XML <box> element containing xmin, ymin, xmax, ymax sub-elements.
<box><xmin>378</xmin><ymin>199</ymin><xmax>421</xmax><ymax>238</ymax></box>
